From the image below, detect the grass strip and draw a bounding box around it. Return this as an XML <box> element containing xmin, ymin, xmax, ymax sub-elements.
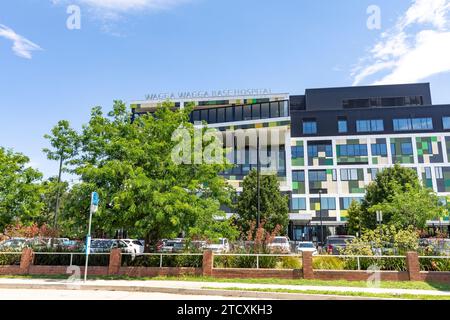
<box><xmin>202</xmin><ymin>287</ymin><xmax>450</xmax><ymax>300</ymax></box>
<box><xmin>1</xmin><ymin>274</ymin><xmax>449</xmax><ymax>292</ymax></box>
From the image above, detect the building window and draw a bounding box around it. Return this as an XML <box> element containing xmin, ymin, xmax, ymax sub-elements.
<box><xmin>356</xmin><ymin>120</ymin><xmax>384</xmax><ymax>132</ymax></box>
<box><xmin>217</xmin><ymin>108</ymin><xmax>225</xmax><ymax>122</ymax></box>
<box><xmin>307</xmin><ymin>145</ymin><xmax>318</xmax><ymax>158</ymax></box>
<box><xmin>292</xmin><ymin>146</ymin><xmax>304</xmax><ymax>158</ymax></box>
<box><xmin>338</xmin><ymin>144</ymin><xmax>368</xmax><ymax>157</ymax></box>
<box><xmin>235</xmin><ymin>106</ymin><xmax>243</xmax><ymax>121</ymax></box>
<box><xmin>400</xmin><ymin>142</ymin><xmax>413</xmax><ymax>155</ymax></box>
<box><xmin>412</xmin><ymin>118</ymin><xmax>433</xmax><ymax>130</ymax></box>
<box><xmin>436</xmin><ymin>167</ymin><xmax>444</xmax><ymax>179</ymax></box>
<box><xmin>320</xmin><ymin>198</ymin><xmax>336</xmax><ymax>210</ymax></box>
<box><xmin>443</xmin><ymin>117</ymin><xmax>450</xmax><ymax>130</ymax></box>
<box><xmin>260</xmin><ymin>103</ymin><xmax>270</xmax><ymax>119</ymax></box>
<box><xmin>292</xmin><ymin>198</ymin><xmax>306</xmax><ymax>211</ymax></box>
<box><xmin>338</xmin><ymin>119</ymin><xmax>348</xmax><ymax>133</ymax></box>
<box><xmin>424</xmin><ymin>167</ymin><xmax>432</xmax><ymax>180</ymax></box>
<box><xmin>341</xmin><ymin>169</ymin><xmax>358</xmax><ymax>181</ymax></box>
<box><xmin>309</xmin><ymin>170</ymin><xmax>327</xmax><ymax>182</ymax></box>
<box><xmin>303</xmin><ymin>121</ymin><xmax>317</xmax><ymax>135</ymax></box>
<box><xmin>292</xmin><ymin>171</ymin><xmax>305</xmax><ymax>182</ymax></box>
<box><xmin>371</xmin><ymin>144</ymin><xmax>387</xmax><ymax>156</ymax></box>
<box><xmin>394</xmin><ymin>118</ymin><xmax>433</xmax><ymax>131</ymax></box>
<box><xmin>325</xmin><ymin>145</ymin><xmax>333</xmax><ymax>157</ymax></box>
<box><xmin>342</xmin><ymin>197</ymin><xmax>362</xmax><ymax>210</ymax></box>
<box><xmin>369</xmin><ymin>168</ymin><xmax>379</xmax><ymax>180</ymax></box>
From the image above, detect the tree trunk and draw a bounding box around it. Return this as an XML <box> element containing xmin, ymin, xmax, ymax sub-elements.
<box><xmin>53</xmin><ymin>156</ymin><xmax>64</xmax><ymax>229</ymax></box>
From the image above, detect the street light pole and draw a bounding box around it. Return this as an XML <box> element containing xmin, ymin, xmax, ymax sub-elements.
<box><xmin>319</xmin><ymin>189</ymin><xmax>324</xmax><ymax>247</ymax></box>
<box><xmin>256</xmin><ymin>134</ymin><xmax>261</xmax><ymax>230</ymax></box>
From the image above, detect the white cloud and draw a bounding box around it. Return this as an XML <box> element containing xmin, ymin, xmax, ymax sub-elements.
<box><xmin>352</xmin><ymin>0</ymin><xmax>450</xmax><ymax>86</ymax></box>
<box><xmin>0</xmin><ymin>24</ymin><xmax>42</xmax><ymax>59</ymax></box>
<box><xmin>52</xmin><ymin>0</ymin><xmax>192</xmax><ymax>16</ymax></box>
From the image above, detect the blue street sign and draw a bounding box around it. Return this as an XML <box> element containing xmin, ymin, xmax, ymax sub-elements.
<box><xmin>85</xmin><ymin>235</ymin><xmax>91</xmax><ymax>256</ymax></box>
<box><xmin>91</xmin><ymin>192</ymin><xmax>99</xmax><ymax>206</ymax></box>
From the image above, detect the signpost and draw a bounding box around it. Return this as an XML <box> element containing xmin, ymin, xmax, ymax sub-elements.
<box><xmin>376</xmin><ymin>210</ymin><xmax>383</xmax><ymax>241</ymax></box>
<box><xmin>84</xmin><ymin>192</ymin><xmax>99</xmax><ymax>282</ymax></box>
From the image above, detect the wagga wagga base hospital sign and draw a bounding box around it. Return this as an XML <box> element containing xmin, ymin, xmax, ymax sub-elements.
<box><xmin>145</xmin><ymin>89</ymin><xmax>273</xmax><ymax>101</ymax></box>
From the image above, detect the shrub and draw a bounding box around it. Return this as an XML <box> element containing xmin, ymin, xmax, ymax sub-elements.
<box><xmin>122</xmin><ymin>254</ymin><xmax>203</xmax><ymax>268</ymax></box>
<box><xmin>313</xmin><ymin>256</ymin><xmax>345</xmax><ymax>270</ymax></box>
<box><xmin>276</xmin><ymin>256</ymin><xmax>302</xmax><ymax>269</ymax></box>
<box><xmin>0</xmin><ymin>251</ymin><xmax>21</xmax><ymax>266</ymax></box>
<box><xmin>420</xmin><ymin>257</ymin><xmax>450</xmax><ymax>271</ymax></box>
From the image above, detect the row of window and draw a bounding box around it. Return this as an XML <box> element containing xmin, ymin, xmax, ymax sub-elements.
<box><xmin>293</xmin><ymin>140</ymin><xmax>420</xmax><ymax>160</ymax></box>
<box><xmin>342</xmin><ymin>96</ymin><xmax>424</xmax><ymax>109</ymax></box>
<box><xmin>302</xmin><ymin>117</ymin><xmax>444</xmax><ymax>135</ymax></box>
<box><xmin>293</xmin><ymin>169</ymin><xmax>361</xmax><ymax>182</ymax></box>
<box><xmin>191</xmin><ymin>101</ymin><xmax>289</xmax><ymax>124</ymax></box>
<box><xmin>292</xmin><ymin>197</ymin><xmax>363</xmax><ymax>211</ymax></box>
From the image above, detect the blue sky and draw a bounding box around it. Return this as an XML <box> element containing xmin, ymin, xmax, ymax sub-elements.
<box><xmin>1</xmin><ymin>0</ymin><xmax>450</xmax><ymax>180</ymax></box>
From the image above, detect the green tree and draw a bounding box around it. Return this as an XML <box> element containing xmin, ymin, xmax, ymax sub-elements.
<box><xmin>0</xmin><ymin>148</ymin><xmax>44</xmax><ymax>230</ymax></box>
<box><xmin>235</xmin><ymin>169</ymin><xmax>289</xmax><ymax>237</ymax></box>
<box><xmin>370</xmin><ymin>185</ymin><xmax>444</xmax><ymax>230</ymax></box>
<box><xmin>61</xmin><ymin>100</ymin><xmax>237</xmax><ymax>247</ymax></box>
<box><xmin>39</xmin><ymin>177</ymin><xmax>69</xmax><ymax>227</ymax></box>
<box><xmin>360</xmin><ymin>164</ymin><xmax>443</xmax><ymax>229</ymax></box>
<box><xmin>43</xmin><ymin>120</ymin><xmax>79</xmax><ymax>228</ymax></box>
<box><xmin>346</xmin><ymin>200</ymin><xmax>363</xmax><ymax>236</ymax></box>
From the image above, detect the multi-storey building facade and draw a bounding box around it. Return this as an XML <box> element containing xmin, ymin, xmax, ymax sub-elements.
<box><xmin>131</xmin><ymin>83</ymin><xmax>450</xmax><ymax>242</ymax></box>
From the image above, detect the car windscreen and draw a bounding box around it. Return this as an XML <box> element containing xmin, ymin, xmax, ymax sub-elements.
<box><xmin>272</xmin><ymin>238</ymin><xmax>288</xmax><ymax>244</ymax></box>
<box><xmin>298</xmin><ymin>243</ymin><xmax>315</xmax><ymax>248</ymax></box>
<box><xmin>327</xmin><ymin>239</ymin><xmax>350</xmax><ymax>245</ymax></box>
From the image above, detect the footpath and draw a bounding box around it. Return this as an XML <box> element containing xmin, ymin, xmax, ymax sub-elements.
<box><xmin>0</xmin><ymin>278</ymin><xmax>449</xmax><ymax>300</ymax></box>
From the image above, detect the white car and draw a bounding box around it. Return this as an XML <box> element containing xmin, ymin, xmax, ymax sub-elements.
<box><xmin>205</xmin><ymin>238</ymin><xmax>230</xmax><ymax>253</ymax></box>
<box><xmin>296</xmin><ymin>242</ymin><xmax>318</xmax><ymax>255</ymax></box>
<box><xmin>121</xmin><ymin>239</ymin><xmax>145</xmax><ymax>254</ymax></box>
<box><xmin>111</xmin><ymin>239</ymin><xmax>143</xmax><ymax>255</ymax></box>
<box><xmin>267</xmin><ymin>237</ymin><xmax>291</xmax><ymax>254</ymax></box>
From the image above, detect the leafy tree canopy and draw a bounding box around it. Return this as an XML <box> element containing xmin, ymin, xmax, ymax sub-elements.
<box><xmin>0</xmin><ymin>148</ymin><xmax>44</xmax><ymax>230</ymax></box>
<box><xmin>61</xmin><ymin>101</ymin><xmax>238</xmax><ymax>246</ymax></box>
<box><xmin>235</xmin><ymin>169</ymin><xmax>289</xmax><ymax>237</ymax></box>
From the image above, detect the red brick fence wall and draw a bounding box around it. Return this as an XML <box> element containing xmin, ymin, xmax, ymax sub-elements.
<box><xmin>1</xmin><ymin>249</ymin><xmax>449</xmax><ymax>283</ymax></box>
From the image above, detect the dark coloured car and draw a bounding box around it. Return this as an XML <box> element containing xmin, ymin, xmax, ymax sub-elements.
<box><xmin>325</xmin><ymin>236</ymin><xmax>356</xmax><ymax>255</ymax></box>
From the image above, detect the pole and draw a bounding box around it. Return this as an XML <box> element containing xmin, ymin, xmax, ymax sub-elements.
<box><xmin>53</xmin><ymin>156</ymin><xmax>64</xmax><ymax>228</ymax></box>
<box><xmin>84</xmin><ymin>206</ymin><xmax>93</xmax><ymax>282</ymax></box>
<box><xmin>319</xmin><ymin>190</ymin><xmax>324</xmax><ymax>248</ymax></box>
<box><xmin>257</xmin><ymin>135</ymin><xmax>261</xmax><ymax>229</ymax></box>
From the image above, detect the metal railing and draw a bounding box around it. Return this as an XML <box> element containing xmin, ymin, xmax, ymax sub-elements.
<box><xmin>0</xmin><ymin>252</ymin><xmax>22</xmax><ymax>266</ymax></box>
<box><xmin>312</xmin><ymin>254</ymin><xmax>407</xmax><ymax>271</ymax></box>
<box><xmin>32</xmin><ymin>252</ymin><xmax>110</xmax><ymax>267</ymax></box>
<box><xmin>214</xmin><ymin>253</ymin><xmax>303</xmax><ymax>269</ymax></box>
<box><xmin>418</xmin><ymin>255</ymin><xmax>450</xmax><ymax>272</ymax></box>
<box><xmin>121</xmin><ymin>252</ymin><xmax>204</xmax><ymax>268</ymax></box>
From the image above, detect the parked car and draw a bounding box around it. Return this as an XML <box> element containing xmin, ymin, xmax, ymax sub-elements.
<box><xmin>111</xmin><ymin>239</ymin><xmax>138</xmax><ymax>254</ymax></box>
<box><xmin>205</xmin><ymin>238</ymin><xmax>230</xmax><ymax>253</ymax></box>
<box><xmin>325</xmin><ymin>236</ymin><xmax>355</xmax><ymax>255</ymax></box>
<box><xmin>296</xmin><ymin>242</ymin><xmax>318</xmax><ymax>255</ymax></box>
<box><xmin>90</xmin><ymin>239</ymin><xmax>114</xmax><ymax>253</ymax></box>
<box><xmin>191</xmin><ymin>241</ymin><xmax>207</xmax><ymax>251</ymax></box>
<box><xmin>121</xmin><ymin>239</ymin><xmax>145</xmax><ymax>254</ymax></box>
<box><xmin>267</xmin><ymin>237</ymin><xmax>291</xmax><ymax>254</ymax></box>
<box><xmin>158</xmin><ymin>239</ymin><xmax>184</xmax><ymax>253</ymax></box>
<box><xmin>61</xmin><ymin>240</ymin><xmax>83</xmax><ymax>251</ymax></box>
<box><xmin>25</xmin><ymin>238</ymin><xmax>52</xmax><ymax>250</ymax></box>
<box><xmin>0</xmin><ymin>238</ymin><xmax>27</xmax><ymax>251</ymax></box>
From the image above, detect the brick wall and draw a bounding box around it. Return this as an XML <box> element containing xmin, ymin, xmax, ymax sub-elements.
<box><xmin>313</xmin><ymin>270</ymin><xmax>410</xmax><ymax>281</ymax></box>
<box><xmin>1</xmin><ymin>248</ymin><xmax>449</xmax><ymax>284</ymax></box>
<box><xmin>212</xmin><ymin>268</ymin><xmax>302</xmax><ymax>279</ymax></box>
<box><xmin>119</xmin><ymin>267</ymin><xmax>202</xmax><ymax>277</ymax></box>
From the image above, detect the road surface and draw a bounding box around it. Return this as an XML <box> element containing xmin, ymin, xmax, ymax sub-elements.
<box><xmin>0</xmin><ymin>288</ymin><xmax>267</xmax><ymax>300</ymax></box>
